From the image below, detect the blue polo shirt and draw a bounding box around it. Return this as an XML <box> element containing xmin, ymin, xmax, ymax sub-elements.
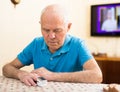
<box><xmin>17</xmin><ymin>35</ymin><xmax>93</xmax><ymax>72</ymax></box>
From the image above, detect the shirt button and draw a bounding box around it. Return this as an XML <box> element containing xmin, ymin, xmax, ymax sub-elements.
<box><xmin>50</xmin><ymin>57</ymin><xmax>53</xmax><ymax>61</ymax></box>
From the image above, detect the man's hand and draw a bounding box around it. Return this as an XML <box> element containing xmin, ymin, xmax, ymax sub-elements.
<box><xmin>18</xmin><ymin>71</ymin><xmax>39</xmax><ymax>86</ymax></box>
<box><xmin>103</xmin><ymin>84</ymin><xmax>120</xmax><ymax>92</ymax></box>
<box><xmin>31</xmin><ymin>67</ymin><xmax>55</xmax><ymax>81</ymax></box>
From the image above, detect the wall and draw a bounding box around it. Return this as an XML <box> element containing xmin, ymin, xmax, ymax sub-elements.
<box><xmin>0</xmin><ymin>0</ymin><xmax>120</xmax><ymax>75</ymax></box>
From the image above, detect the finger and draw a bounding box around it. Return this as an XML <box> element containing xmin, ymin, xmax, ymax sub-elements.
<box><xmin>31</xmin><ymin>73</ymin><xmax>39</xmax><ymax>81</ymax></box>
<box><xmin>31</xmin><ymin>71</ymin><xmax>43</xmax><ymax>78</ymax></box>
<box><xmin>31</xmin><ymin>70</ymin><xmax>40</xmax><ymax>75</ymax></box>
<box><xmin>22</xmin><ymin>75</ymin><xmax>37</xmax><ymax>86</ymax></box>
<box><xmin>28</xmin><ymin>78</ymin><xmax>37</xmax><ymax>86</ymax></box>
<box><xmin>24</xmin><ymin>79</ymin><xmax>32</xmax><ymax>86</ymax></box>
<box><xmin>23</xmin><ymin>77</ymin><xmax>37</xmax><ymax>86</ymax></box>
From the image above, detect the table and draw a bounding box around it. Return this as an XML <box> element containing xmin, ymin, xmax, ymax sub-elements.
<box><xmin>0</xmin><ymin>76</ymin><xmax>107</xmax><ymax>92</ymax></box>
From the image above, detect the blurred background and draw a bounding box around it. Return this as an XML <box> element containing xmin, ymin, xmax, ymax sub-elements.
<box><xmin>1</xmin><ymin>0</ymin><xmax>120</xmax><ymax>76</ymax></box>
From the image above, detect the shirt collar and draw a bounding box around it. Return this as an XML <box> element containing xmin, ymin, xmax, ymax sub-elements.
<box><xmin>41</xmin><ymin>34</ymin><xmax>71</xmax><ymax>56</ymax></box>
<box><xmin>58</xmin><ymin>34</ymin><xmax>71</xmax><ymax>54</ymax></box>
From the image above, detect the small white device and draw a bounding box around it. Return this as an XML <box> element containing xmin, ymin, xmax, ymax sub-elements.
<box><xmin>37</xmin><ymin>77</ymin><xmax>47</xmax><ymax>87</ymax></box>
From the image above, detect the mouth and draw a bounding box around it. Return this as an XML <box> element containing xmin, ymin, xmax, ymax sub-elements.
<box><xmin>48</xmin><ymin>41</ymin><xmax>58</xmax><ymax>46</ymax></box>
<box><xmin>49</xmin><ymin>42</ymin><xmax>57</xmax><ymax>44</ymax></box>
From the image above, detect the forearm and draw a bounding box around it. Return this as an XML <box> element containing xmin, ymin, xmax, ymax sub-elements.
<box><xmin>2</xmin><ymin>63</ymin><xmax>28</xmax><ymax>80</ymax></box>
<box><xmin>53</xmin><ymin>70</ymin><xmax>102</xmax><ymax>83</ymax></box>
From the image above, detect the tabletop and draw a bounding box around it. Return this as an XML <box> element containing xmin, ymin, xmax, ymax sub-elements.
<box><xmin>0</xmin><ymin>76</ymin><xmax>107</xmax><ymax>92</ymax></box>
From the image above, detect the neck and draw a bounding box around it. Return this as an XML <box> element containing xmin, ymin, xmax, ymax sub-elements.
<box><xmin>49</xmin><ymin>48</ymin><xmax>57</xmax><ymax>54</ymax></box>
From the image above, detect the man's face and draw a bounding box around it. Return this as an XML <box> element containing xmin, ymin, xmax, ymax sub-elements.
<box><xmin>40</xmin><ymin>14</ymin><xmax>71</xmax><ymax>53</ymax></box>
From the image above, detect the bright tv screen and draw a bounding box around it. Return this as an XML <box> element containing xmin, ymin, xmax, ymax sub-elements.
<box><xmin>91</xmin><ymin>3</ymin><xmax>120</xmax><ymax>37</ymax></box>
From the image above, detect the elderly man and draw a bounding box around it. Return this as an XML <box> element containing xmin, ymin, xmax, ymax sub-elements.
<box><xmin>2</xmin><ymin>4</ymin><xmax>102</xmax><ymax>86</ymax></box>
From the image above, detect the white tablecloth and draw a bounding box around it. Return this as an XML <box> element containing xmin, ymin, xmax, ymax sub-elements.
<box><xmin>0</xmin><ymin>76</ymin><xmax>107</xmax><ymax>92</ymax></box>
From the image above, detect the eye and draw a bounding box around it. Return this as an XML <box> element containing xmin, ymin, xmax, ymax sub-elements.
<box><xmin>42</xmin><ymin>28</ymin><xmax>50</xmax><ymax>33</ymax></box>
<box><xmin>54</xmin><ymin>28</ymin><xmax>62</xmax><ymax>33</ymax></box>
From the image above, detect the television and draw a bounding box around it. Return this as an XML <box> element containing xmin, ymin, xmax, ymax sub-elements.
<box><xmin>91</xmin><ymin>3</ymin><xmax>120</xmax><ymax>37</ymax></box>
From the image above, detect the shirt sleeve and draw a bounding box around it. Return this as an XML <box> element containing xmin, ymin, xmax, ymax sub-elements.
<box><xmin>17</xmin><ymin>39</ymin><xmax>36</xmax><ymax>65</ymax></box>
<box><xmin>77</xmin><ymin>39</ymin><xmax>93</xmax><ymax>66</ymax></box>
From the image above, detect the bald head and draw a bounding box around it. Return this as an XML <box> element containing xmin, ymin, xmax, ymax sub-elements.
<box><xmin>40</xmin><ymin>4</ymin><xmax>70</xmax><ymax>24</ymax></box>
<box><xmin>39</xmin><ymin>4</ymin><xmax>72</xmax><ymax>53</ymax></box>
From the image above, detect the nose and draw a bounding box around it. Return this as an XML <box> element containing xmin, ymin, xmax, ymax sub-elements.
<box><xmin>48</xmin><ymin>32</ymin><xmax>55</xmax><ymax>39</ymax></box>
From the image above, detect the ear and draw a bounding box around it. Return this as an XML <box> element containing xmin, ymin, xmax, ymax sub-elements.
<box><xmin>67</xmin><ymin>23</ymin><xmax>72</xmax><ymax>32</ymax></box>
